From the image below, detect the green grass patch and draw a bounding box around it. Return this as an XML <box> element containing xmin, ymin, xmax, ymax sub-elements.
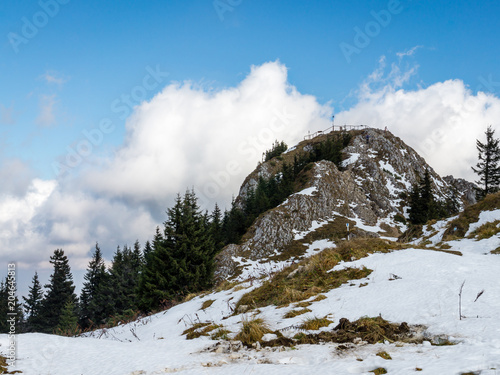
<box><xmin>284</xmin><ymin>308</ymin><xmax>311</xmax><ymax>319</ymax></box>
<box><xmin>300</xmin><ymin>316</ymin><xmax>333</xmax><ymax>330</ymax></box>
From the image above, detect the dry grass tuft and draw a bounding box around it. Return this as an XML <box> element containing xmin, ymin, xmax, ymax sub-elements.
<box><xmin>370</xmin><ymin>368</ymin><xmax>388</xmax><ymax>375</ymax></box>
<box><xmin>235</xmin><ymin>318</ymin><xmax>272</xmax><ymax>346</ymax></box>
<box><xmin>235</xmin><ymin>238</ymin><xmax>404</xmax><ymax>311</ymax></box>
<box><xmin>183</xmin><ymin>322</ymin><xmax>221</xmax><ymax>340</ymax></box>
<box><xmin>210</xmin><ymin>327</ymin><xmax>231</xmax><ymax>340</ymax></box>
<box><xmin>443</xmin><ymin>192</ymin><xmax>500</xmax><ymax>241</ymax></box>
<box><xmin>300</xmin><ymin>316</ymin><xmax>333</xmax><ymax>330</ymax></box>
<box><xmin>376</xmin><ymin>351</ymin><xmax>392</xmax><ymax>360</ymax></box>
<box><xmin>284</xmin><ymin>308</ymin><xmax>312</xmax><ymax>319</ymax></box>
<box><xmin>201</xmin><ymin>299</ymin><xmax>215</xmax><ymax>310</ymax></box>
<box><xmin>468</xmin><ymin>220</ymin><xmax>500</xmax><ymax>240</ymax></box>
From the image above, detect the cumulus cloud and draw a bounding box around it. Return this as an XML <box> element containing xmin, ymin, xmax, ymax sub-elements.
<box><xmin>335</xmin><ymin>59</ymin><xmax>499</xmax><ymax>180</ymax></box>
<box><xmin>81</xmin><ymin>61</ymin><xmax>331</xmax><ymax>213</ymax></box>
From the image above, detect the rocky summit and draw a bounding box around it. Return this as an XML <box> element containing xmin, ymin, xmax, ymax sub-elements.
<box><xmin>215</xmin><ymin>127</ymin><xmax>476</xmax><ymax>282</ymax></box>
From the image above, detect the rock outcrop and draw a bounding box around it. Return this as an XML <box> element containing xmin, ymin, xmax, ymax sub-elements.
<box><xmin>215</xmin><ymin>128</ymin><xmax>474</xmax><ymax>282</ymax></box>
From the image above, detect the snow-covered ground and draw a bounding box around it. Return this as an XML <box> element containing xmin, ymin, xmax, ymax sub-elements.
<box><xmin>2</xmin><ymin>215</ymin><xmax>500</xmax><ymax>375</ymax></box>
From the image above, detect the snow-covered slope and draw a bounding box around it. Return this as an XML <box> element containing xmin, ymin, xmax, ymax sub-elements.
<box><xmin>2</xmin><ymin>210</ymin><xmax>500</xmax><ymax>375</ymax></box>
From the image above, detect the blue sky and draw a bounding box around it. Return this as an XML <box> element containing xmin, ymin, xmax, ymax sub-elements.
<box><xmin>2</xmin><ymin>0</ymin><xmax>500</xmax><ymax>178</ymax></box>
<box><xmin>2</xmin><ymin>0</ymin><xmax>500</xmax><ymax>293</ymax></box>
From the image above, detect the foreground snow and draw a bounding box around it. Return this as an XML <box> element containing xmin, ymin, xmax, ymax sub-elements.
<box><xmin>2</xmin><ymin>219</ymin><xmax>500</xmax><ymax>374</ymax></box>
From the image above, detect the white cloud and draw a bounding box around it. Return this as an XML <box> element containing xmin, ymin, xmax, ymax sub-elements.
<box><xmin>335</xmin><ymin>60</ymin><xmax>499</xmax><ymax>181</ymax></box>
<box><xmin>81</xmin><ymin>61</ymin><xmax>330</xmax><ymax>211</ymax></box>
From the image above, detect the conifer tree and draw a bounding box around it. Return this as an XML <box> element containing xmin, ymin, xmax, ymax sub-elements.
<box><xmin>23</xmin><ymin>272</ymin><xmax>44</xmax><ymax>332</ymax></box>
<box><xmin>79</xmin><ymin>243</ymin><xmax>111</xmax><ymax>328</ymax></box>
<box><xmin>472</xmin><ymin>126</ymin><xmax>500</xmax><ymax>200</ymax></box>
<box><xmin>56</xmin><ymin>299</ymin><xmax>79</xmax><ymax>336</ymax></box>
<box><xmin>39</xmin><ymin>249</ymin><xmax>77</xmax><ymax>333</ymax></box>
<box><xmin>108</xmin><ymin>242</ymin><xmax>143</xmax><ymax>317</ymax></box>
<box><xmin>138</xmin><ymin>190</ymin><xmax>216</xmax><ymax>311</ymax></box>
<box><xmin>0</xmin><ymin>278</ymin><xmax>23</xmax><ymax>333</ymax></box>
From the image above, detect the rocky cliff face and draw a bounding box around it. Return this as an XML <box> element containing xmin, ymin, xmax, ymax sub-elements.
<box><xmin>215</xmin><ymin>128</ymin><xmax>475</xmax><ymax>282</ymax></box>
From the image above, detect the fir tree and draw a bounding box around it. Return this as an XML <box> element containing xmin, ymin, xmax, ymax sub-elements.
<box><xmin>39</xmin><ymin>249</ymin><xmax>77</xmax><ymax>333</ymax></box>
<box><xmin>409</xmin><ymin>169</ymin><xmax>436</xmax><ymax>225</ymax></box>
<box><xmin>23</xmin><ymin>272</ymin><xmax>44</xmax><ymax>332</ymax></box>
<box><xmin>79</xmin><ymin>243</ymin><xmax>111</xmax><ymax>328</ymax></box>
<box><xmin>0</xmin><ymin>277</ymin><xmax>23</xmax><ymax>333</ymax></box>
<box><xmin>108</xmin><ymin>242</ymin><xmax>143</xmax><ymax>317</ymax></box>
<box><xmin>472</xmin><ymin>126</ymin><xmax>500</xmax><ymax>200</ymax></box>
<box><xmin>138</xmin><ymin>190</ymin><xmax>216</xmax><ymax>311</ymax></box>
<box><xmin>56</xmin><ymin>299</ymin><xmax>79</xmax><ymax>336</ymax></box>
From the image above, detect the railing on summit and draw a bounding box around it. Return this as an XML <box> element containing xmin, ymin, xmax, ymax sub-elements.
<box><xmin>304</xmin><ymin>125</ymin><xmax>369</xmax><ymax>140</ymax></box>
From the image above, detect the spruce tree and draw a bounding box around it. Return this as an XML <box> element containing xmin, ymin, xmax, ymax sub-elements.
<box><xmin>409</xmin><ymin>169</ymin><xmax>437</xmax><ymax>225</ymax></box>
<box><xmin>56</xmin><ymin>299</ymin><xmax>79</xmax><ymax>336</ymax></box>
<box><xmin>472</xmin><ymin>126</ymin><xmax>500</xmax><ymax>200</ymax></box>
<box><xmin>108</xmin><ymin>242</ymin><xmax>143</xmax><ymax>317</ymax></box>
<box><xmin>138</xmin><ymin>190</ymin><xmax>216</xmax><ymax>311</ymax></box>
<box><xmin>0</xmin><ymin>278</ymin><xmax>23</xmax><ymax>333</ymax></box>
<box><xmin>79</xmin><ymin>243</ymin><xmax>111</xmax><ymax>328</ymax></box>
<box><xmin>23</xmin><ymin>272</ymin><xmax>44</xmax><ymax>332</ymax></box>
<box><xmin>39</xmin><ymin>249</ymin><xmax>77</xmax><ymax>333</ymax></box>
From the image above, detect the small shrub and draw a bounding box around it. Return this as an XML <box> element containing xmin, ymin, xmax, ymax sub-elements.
<box><xmin>235</xmin><ymin>318</ymin><xmax>272</xmax><ymax>346</ymax></box>
<box><xmin>300</xmin><ymin>316</ymin><xmax>333</xmax><ymax>330</ymax></box>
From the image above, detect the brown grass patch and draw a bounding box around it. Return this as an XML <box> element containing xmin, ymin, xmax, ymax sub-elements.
<box><xmin>201</xmin><ymin>299</ymin><xmax>215</xmax><ymax>310</ymax></box>
<box><xmin>443</xmin><ymin>192</ymin><xmax>500</xmax><ymax>241</ymax></box>
<box><xmin>376</xmin><ymin>351</ymin><xmax>392</xmax><ymax>360</ymax></box>
<box><xmin>300</xmin><ymin>316</ymin><xmax>333</xmax><ymax>330</ymax></box>
<box><xmin>236</xmin><ymin>238</ymin><xmax>405</xmax><ymax>310</ymax></box>
<box><xmin>468</xmin><ymin>220</ymin><xmax>500</xmax><ymax>240</ymax></box>
<box><xmin>284</xmin><ymin>308</ymin><xmax>311</xmax><ymax>319</ymax></box>
<box><xmin>183</xmin><ymin>322</ymin><xmax>221</xmax><ymax>340</ymax></box>
<box><xmin>371</xmin><ymin>368</ymin><xmax>387</xmax><ymax>375</ymax></box>
<box><xmin>235</xmin><ymin>318</ymin><xmax>272</xmax><ymax>346</ymax></box>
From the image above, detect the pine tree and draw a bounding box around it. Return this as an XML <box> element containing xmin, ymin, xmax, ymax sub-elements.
<box><xmin>23</xmin><ymin>272</ymin><xmax>44</xmax><ymax>332</ymax></box>
<box><xmin>472</xmin><ymin>126</ymin><xmax>500</xmax><ymax>200</ymax></box>
<box><xmin>79</xmin><ymin>243</ymin><xmax>111</xmax><ymax>328</ymax></box>
<box><xmin>39</xmin><ymin>249</ymin><xmax>77</xmax><ymax>333</ymax></box>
